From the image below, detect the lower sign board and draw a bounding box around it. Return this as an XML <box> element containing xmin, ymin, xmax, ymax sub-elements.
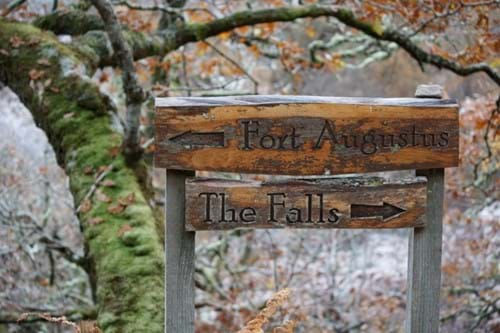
<box><xmin>155</xmin><ymin>95</ymin><xmax>459</xmax><ymax>175</ymax></box>
<box><xmin>185</xmin><ymin>176</ymin><xmax>427</xmax><ymax>230</ymax></box>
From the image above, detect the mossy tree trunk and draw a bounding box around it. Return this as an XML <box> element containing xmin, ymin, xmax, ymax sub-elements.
<box><xmin>0</xmin><ymin>20</ymin><xmax>164</xmax><ymax>333</ymax></box>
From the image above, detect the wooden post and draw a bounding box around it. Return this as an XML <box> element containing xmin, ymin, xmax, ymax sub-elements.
<box><xmin>165</xmin><ymin>169</ymin><xmax>195</xmax><ymax>333</ymax></box>
<box><xmin>406</xmin><ymin>85</ymin><xmax>446</xmax><ymax>333</ymax></box>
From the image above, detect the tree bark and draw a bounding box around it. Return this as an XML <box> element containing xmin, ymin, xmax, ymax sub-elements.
<box><xmin>91</xmin><ymin>0</ymin><xmax>145</xmax><ymax>162</ymax></box>
<box><xmin>0</xmin><ymin>19</ymin><xmax>164</xmax><ymax>333</ymax></box>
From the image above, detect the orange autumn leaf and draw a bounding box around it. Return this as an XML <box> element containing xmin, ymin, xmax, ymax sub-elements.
<box><xmin>218</xmin><ymin>31</ymin><xmax>231</xmax><ymax>40</ymax></box>
<box><xmin>248</xmin><ymin>44</ymin><xmax>261</xmax><ymax>57</ymax></box>
<box><xmin>305</xmin><ymin>25</ymin><xmax>316</xmax><ymax>38</ymax></box>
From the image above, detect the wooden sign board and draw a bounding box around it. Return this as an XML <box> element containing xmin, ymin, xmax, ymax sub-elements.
<box><xmin>185</xmin><ymin>176</ymin><xmax>427</xmax><ymax>230</ymax></box>
<box><xmin>155</xmin><ymin>96</ymin><xmax>459</xmax><ymax>175</ymax></box>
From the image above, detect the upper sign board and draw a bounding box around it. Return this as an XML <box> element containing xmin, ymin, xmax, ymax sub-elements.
<box><xmin>155</xmin><ymin>96</ymin><xmax>459</xmax><ymax>175</ymax></box>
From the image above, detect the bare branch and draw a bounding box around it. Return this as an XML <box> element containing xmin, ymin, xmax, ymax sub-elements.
<box><xmin>1</xmin><ymin>0</ymin><xmax>27</xmax><ymax>17</ymax></box>
<box><xmin>204</xmin><ymin>41</ymin><xmax>259</xmax><ymax>94</ymax></box>
<box><xmin>90</xmin><ymin>0</ymin><xmax>146</xmax><ymax>162</ymax></box>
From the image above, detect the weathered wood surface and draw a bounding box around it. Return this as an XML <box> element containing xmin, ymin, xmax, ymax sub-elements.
<box><xmin>165</xmin><ymin>169</ymin><xmax>195</xmax><ymax>333</ymax></box>
<box><xmin>185</xmin><ymin>176</ymin><xmax>427</xmax><ymax>230</ymax></box>
<box><xmin>406</xmin><ymin>84</ymin><xmax>445</xmax><ymax>333</ymax></box>
<box><xmin>406</xmin><ymin>169</ymin><xmax>444</xmax><ymax>333</ymax></box>
<box><xmin>155</xmin><ymin>95</ymin><xmax>459</xmax><ymax>175</ymax></box>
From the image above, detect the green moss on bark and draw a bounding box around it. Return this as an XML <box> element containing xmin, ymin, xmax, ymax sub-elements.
<box><xmin>0</xmin><ymin>19</ymin><xmax>164</xmax><ymax>333</ymax></box>
<box><xmin>34</xmin><ymin>10</ymin><xmax>104</xmax><ymax>35</ymax></box>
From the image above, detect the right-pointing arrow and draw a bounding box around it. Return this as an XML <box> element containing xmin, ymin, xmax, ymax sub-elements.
<box><xmin>350</xmin><ymin>202</ymin><xmax>406</xmax><ymax>221</ymax></box>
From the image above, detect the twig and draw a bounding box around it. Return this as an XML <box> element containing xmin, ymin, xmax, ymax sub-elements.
<box><xmin>204</xmin><ymin>41</ymin><xmax>259</xmax><ymax>94</ymax></box>
<box><xmin>157</xmin><ymin>78</ymin><xmax>240</xmax><ymax>92</ymax></box>
<box><xmin>472</xmin><ymin>98</ymin><xmax>498</xmax><ymax>188</ymax></box>
<box><xmin>264</xmin><ymin>230</ymin><xmax>280</xmax><ymax>291</ymax></box>
<box><xmin>180</xmin><ymin>48</ymin><xmax>191</xmax><ymax>96</ymax></box>
<box><xmin>76</xmin><ymin>164</ymin><xmax>113</xmax><ymax>213</ymax></box>
<box><xmin>91</xmin><ymin>0</ymin><xmax>145</xmax><ymax>161</ymax></box>
<box><xmin>1</xmin><ymin>0</ymin><xmax>27</xmax><ymax>17</ymax></box>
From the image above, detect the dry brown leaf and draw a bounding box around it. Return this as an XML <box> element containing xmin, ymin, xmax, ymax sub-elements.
<box><xmin>17</xmin><ymin>313</ymin><xmax>80</xmax><ymax>332</ymax></box>
<box><xmin>9</xmin><ymin>36</ymin><xmax>25</xmax><ymax>48</ymax></box>
<box><xmin>80</xmin><ymin>199</ymin><xmax>92</xmax><ymax>213</ymax></box>
<box><xmin>29</xmin><ymin>69</ymin><xmax>45</xmax><ymax>81</ymax></box>
<box><xmin>79</xmin><ymin>320</ymin><xmax>102</xmax><ymax>333</ymax></box>
<box><xmin>118</xmin><ymin>193</ymin><xmax>135</xmax><ymax>206</ymax></box>
<box><xmin>49</xmin><ymin>86</ymin><xmax>60</xmax><ymax>93</ymax></box>
<box><xmin>95</xmin><ymin>189</ymin><xmax>112</xmax><ymax>203</ymax></box>
<box><xmin>83</xmin><ymin>166</ymin><xmax>94</xmax><ymax>175</ymax></box>
<box><xmin>237</xmin><ymin>289</ymin><xmax>291</xmax><ymax>333</ymax></box>
<box><xmin>101</xmin><ymin>179</ymin><xmax>116</xmax><ymax>187</ymax></box>
<box><xmin>89</xmin><ymin>217</ymin><xmax>105</xmax><ymax>225</ymax></box>
<box><xmin>27</xmin><ymin>38</ymin><xmax>41</xmax><ymax>46</ymax></box>
<box><xmin>273</xmin><ymin>320</ymin><xmax>297</xmax><ymax>333</ymax></box>
<box><xmin>37</xmin><ymin>58</ymin><xmax>51</xmax><ymax>66</ymax></box>
<box><xmin>0</xmin><ymin>49</ymin><xmax>9</xmax><ymax>56</ymax></box>
<box><xmin>108</xmin><ymin>146</ymin><xmax>120</xmax><ymax>157</ymax></box>
<box><xmin>108</xmin><ymin>203</ymin><xmax>125</xmax><ymax>214</ymax></box>
<box><xmin>98</xmin><ymin>165</ymin><xmax>111</xmax><ymax>174</ymax></box>
<box><xmin>117</xmin><ymin>224</ymin><xmax>133</xmax><ymax>236</ymax></box>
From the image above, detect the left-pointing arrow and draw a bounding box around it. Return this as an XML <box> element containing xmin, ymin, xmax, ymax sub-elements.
<box><xmin>350</xmin><ymin>202</ymin><xmax>406</xmax><ymax>221</ymax></box>
<box><xmin>167</xmin><ymin>131</ymin><xmax>225</xmax><ymax>147</ymax></box>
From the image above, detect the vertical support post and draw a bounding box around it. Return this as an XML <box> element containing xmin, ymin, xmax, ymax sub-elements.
<box><xmin>406</xmin><ymin>84</ymin><xmax>445</xmax><ymax>333</ymax></box>
<box><xmin>165</xmin><ymin>169</ymin><xmax>195</xmax><ymax>333</ymax></box>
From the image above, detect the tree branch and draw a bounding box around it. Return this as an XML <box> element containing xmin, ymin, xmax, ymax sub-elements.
<box><xmin>33</xmin><ymin>10</ymin><xmax>104</xmax><ymax>35</ymax></box>
<box><xmin>36</xmin><ymin>5</ymin><xmax>498</xmax><ymax>85</ymax></box>
<box><xmin>90</xmin><ymin>0</ymin><xmax>145</xmax><ymax>163</ymax></box>
<box><xmin>330</xmin><ymin>9</ymin><xmax>500</xmax><ymax>85</ymax></box>
<box><xmin>0</xmin><ymin>308</ymin><xmax>96</xmax><ymax>324</ymax></box>
<box><xmin>170</xmin><ymin>5</ymin><xmax>498</xmax><ymax>85</ymax></box>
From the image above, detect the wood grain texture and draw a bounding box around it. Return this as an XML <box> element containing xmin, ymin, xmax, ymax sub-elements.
<box><xmin>185</xmin><ymin>176</ymin><xmax>427</xmax><ymax>230</ymax></box>
<box><xmin>165</xmin><ymin>169</ymin><xmax>195</xmax><ymax>333</ymax></box>
<box><xmin>406</xmin><ymin>85</ymin><xmax>445</xmax><ymax>333</ymax></box>
<box><xmin>155</xmin><ymin>95</ymin><xmax>459</xmax><ymax>175</ymax></box>
<box><xmin>406</xmin><ymin>169</ymin><xmax>444</xmax><ymax>333</ymax></box>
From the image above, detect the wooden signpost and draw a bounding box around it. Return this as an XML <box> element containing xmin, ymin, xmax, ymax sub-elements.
<box><xmin>156</xmin><ymin>85</ymin><xmax>459</xmax><ymax>333</ymax></box>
